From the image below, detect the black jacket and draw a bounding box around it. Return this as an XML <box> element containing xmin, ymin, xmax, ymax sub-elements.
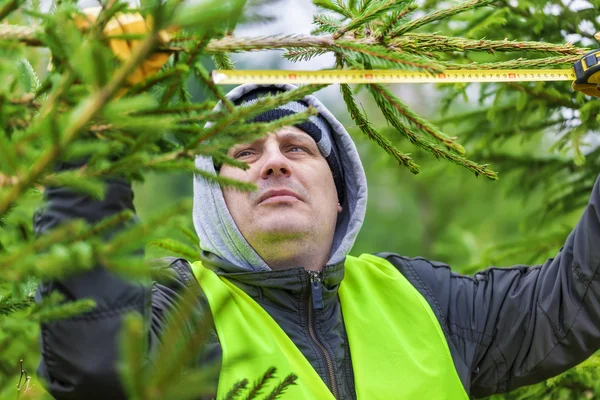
<box><xmin>35</xmin><ymin>173</ymin><xmax>600</xmax><ymax>399</ymax></box>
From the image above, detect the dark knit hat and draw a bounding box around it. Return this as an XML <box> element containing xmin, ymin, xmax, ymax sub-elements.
<box><xmin>234</xmin><ymin>87</ymin><xmax>345</xmax><ymax>204</ymax></box>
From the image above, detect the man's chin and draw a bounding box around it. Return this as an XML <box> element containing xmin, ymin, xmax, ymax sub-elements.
<box><xmin>257</xmin><ymin>215</ymin><xmax>310</xmax><ymax>238</ymax></box>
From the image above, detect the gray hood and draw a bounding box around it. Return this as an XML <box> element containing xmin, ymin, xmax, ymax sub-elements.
<box><xmin>192</xmin><ymin>83</ymin><xmax>367</xmax><ymax>272</ymax></box>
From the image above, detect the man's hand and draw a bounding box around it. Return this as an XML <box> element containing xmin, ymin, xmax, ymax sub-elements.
<box><xmin>75</xmin><ymin>6</ymin><xmax>173</xmax><ymax>86</ymax></box>
<box><xmin>572</xmin><ymin>39</ymin><xmax>600</xmax><ymax>98</ymax></box>
<box><xmin>572</xmin><ymin>81</ymin><xmax>600</xmax><ymax>97</ymax></box>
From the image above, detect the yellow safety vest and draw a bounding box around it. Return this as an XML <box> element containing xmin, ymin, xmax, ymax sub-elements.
<box><xmin>192</xmin><ymin>253</ymin><xmax>468</xmax><ymax>399</ymax></box>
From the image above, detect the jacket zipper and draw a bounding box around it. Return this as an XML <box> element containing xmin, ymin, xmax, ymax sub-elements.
<box><xmin>307</xmin><ymin>270</ymin><xmax>339</xmax><ymax>399</ymax></box>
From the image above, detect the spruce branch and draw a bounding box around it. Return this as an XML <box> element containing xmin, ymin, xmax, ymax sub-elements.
<box><xmin>333</xmin><ymin>0</ymin><xmax>404</xmax><ymax>39</ymax></box>
<box><xmin>0</xmin><ymin>220</ymin><xmax>87</xmax><ymax>273</ymax></box>
<box><xmin>442</xmin><ymin>55</ymin><xmax>581</xmax><ymax>69</ymax></box>
<box><xmin>0</xmin><ymin>25</ymin><xmax>41</xmax><ymax>46</ymax></box>
<box><xmin>245</xmin><ymin>367</ymin><xmax>276</xmax><ymax>400</ymax></box>
<box><xmin>0</xmin><ymin>25</ymin><xmax>586</xmax><ymax>66</ymax></box>
<box><xmin>223</xmin><ymin>379</ymin><xmax>248</xmax><ymax>400</ymax></box>
<box><xmin>263</xmin><ymin>374</ymin><xmax>297</xmax><ymax>400</ymax></box>
<box><xmin>312</xmin><ymin>14</ymin><xmax>343</xmax><ymax>35</ymax></box>
<box><xmin>0</xmin><ymin>296</ymin><xmax>33</xmax><ymax>316</ymax></box>
<box><xmin>340</xmin><ymin>83</ymin><xmax>420</xmax><ymax>174</ymax></box>
<box><xmin>334</xmin><ymin>40</ymin><xmax>444</xmax><ymax>72</ymax></box>
<box><xmin>0</xmin><ymin>24</ymin><xmax>163</xmax><ymax>216</ymax></box>
<box><xmin>368</xmin><ymin>84</ymin><xmax>498</xmax><ymax>179</ymax></box>
<box><xmin>390</xmin><ymin>33</ymin><xmax>586</xmax><ymax>55</ymax></box>
<box><xmin>390</xmin><ymin>0</ymin><xmax>495</xmax><ymax>37</ymax></box>
<box><xmin>0</xmin><ymin>0</ymin><xmax>24</xmax><ymax>23</ymax></box>
<box><xmin>103</xmin><ymin>200</ymin><xmax>192</xmax><ymax>256</ymax></box>
<box><xmin>119</xmin><ymin>313</ymin><xmax>146</xmax><ymax>400</ymax></box>
<box><xmin>206</xmin><ymin>34</ymin><xmax>336</xmax><ymax>52</ymax></box>
<box><xmin>148</xmin><ymin>238</ymin><xmax>200</xmax><ymax>260</ymax></box>
<box><xmin>147</xmin><ymin>281</ymin><xmax>216</xmax><ymax>397</ymax></box>
<box><xmin>32</xmin><ymin>298</ymin><xmax>97</xmax><ymax>323</ymax></box>
<box><xmin>371</xmin><ymin>83</ymin><xmax>465</xmax><ymax>155</ymax></box>
<box><xmin>313</xmin><ymin>0</ymin><xmax>353</xmax><ymax>18</ymax></box>
<box><xmin>213</xmin><ymin>51</ymin><xmax>236</xmax><ymax>70</ymax></box>
<box><xmin>160</xmin><ymin>32</ymin><xmax>211</xmax><ymax>106</ymax></box>
<box><xmin>193</xmin><ymin>62</ymin><xmax>235</xmax><ymax>112</ymax></box>
<box><xmin>376</xmin><ymin>3</ymin><xmax>418</xmax><ymax>40</ymax></box>
<box><xmin>191</xmin><ymin>84</ymin><xmax>327</xmax><ymax>148</ymax></box>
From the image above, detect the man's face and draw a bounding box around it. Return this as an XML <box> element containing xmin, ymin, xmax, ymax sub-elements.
<box><xmin>219</xmin><ymin>126</ymin><xmax>342</xmax><ymax>254</ymax></box>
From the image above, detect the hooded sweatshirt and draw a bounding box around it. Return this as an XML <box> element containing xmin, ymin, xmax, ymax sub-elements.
<box><xmin>192</xmin><ymin>83</ymin><xmax>368</xmax><ymax>272</ymax></box>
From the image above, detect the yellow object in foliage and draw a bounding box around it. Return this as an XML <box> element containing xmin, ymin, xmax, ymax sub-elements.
<box><xmin>74</xmin><ymin>6</ymin><xmax>173</xmax><ymax>87</ymax></box>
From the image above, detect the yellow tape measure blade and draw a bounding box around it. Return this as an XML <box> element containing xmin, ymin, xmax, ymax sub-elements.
<box><xmin>212</xmin><ymin>69</ymin><xmax>575</xmax><ymax>84</ymax></box>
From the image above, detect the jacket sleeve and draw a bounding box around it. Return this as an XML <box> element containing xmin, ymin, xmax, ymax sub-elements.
<box><xmin>34</xmin><ymin>162</ymin><xmax>205</xmax><ymax>399</ymax></box>
<box><xmin>382</xmin><ymin>173</ymin><xmax>600</xmax><ymax>398</ymax></box>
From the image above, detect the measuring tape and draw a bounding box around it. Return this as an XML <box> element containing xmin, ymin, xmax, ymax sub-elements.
<box><xmin>211</xmin><ymin>68</ymin><xmax>576</xmax><ymax>85</ymax></box>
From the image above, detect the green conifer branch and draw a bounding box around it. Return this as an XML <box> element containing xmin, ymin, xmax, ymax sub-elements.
<box><xmin>148</xmin><ymin>238</ymin><xmax>200</xmax><ymax>260</ymax></box>
<box><xmin>312</xmin><ymin>14</ymin><xmax>343</xmax><ymax>35</ymax></box>
<box><xmin>191</xmin><ymin>85</ymin><xmax>326</xmax><ymax>148</ymax></box>
<box><xmin>147</xmin><ymin>282</ymin><xmax>214</xmax><ymax>395</ymax></box>
<box><xmin>222</xmin><ymin>108</ymin><xmax>318</xmax><ymax>138</ymax></box>
<box><xmin>119</xmin><ymin>314</ymin><xmax>146</xmax><ymax>400</ymax></box>
<box><xmin>41</xmin><ymin>170</ymin><xmax>106</xmax><ymax>199</ymax></box>
<box><xmin>245</xmin><ymin>367</ymin><xmax>276</xmax><ymax>399</ymax></box>
<box><xmin>442</xmin><ymin>55</ymin><xmax>581</xmax><ymax>69</ymax></box>
<box><xmin>0</xmin><ymin>0</ymin><xmax>24</xmax><ymax>22</ymax></box>
<box><xmin>0</xmin><ymin>220</ymin><xmax>87</xmax><ymax>273</ymax></box>
<box><xmin>313</xmin><ymin>0</ymin><xmax>353</xmax><ymax>18</ymax></box>
<box><xmin>371</xmin><ymin>83</ymin><xmax>466</xmax><ymax>155</ymax></box>
<box><xmin>30</xmin><ymin>292</ymin><xmax>96</xmax><ymax>322</ymax></box>
<box><xmin>161</xmin><ymin>32</ymin><xmax>212</xmax><ymax>106</ymax></box>
<box><xmin>334</xmin><ymin>0</ymin><xmax>404</xmax><ymax>39</ymax></box>
<box><xmin>0</xmin><ymin>23</ymin><xmax>162</xmax><ymax>216</ymax></box>
<box><xmin>263</xmin><ymin>374</ymin><xmax>297</xmax><ymax>400</ymax></box>
<box><xmin>213</xmin><ymin>51</ymin><xmax>236</xmax><ymax>70</ymax></box>
<box><xmin>390</xmin><ymin>0</ymin><xmax>495</xmax><ymax>37</ymax></box>
<box><xmin>340</xmin><ymin>83</ymin><xmax>420</xmax><ymax>174</ymax></box>
<box><xmin>376</xmin><ymin>3</ymin><xmax>417</xmax><ymax>40</ymax></box>
<box><xmin>334</xmin><ymin>40</ymin><xmax>444</xmax><ymax>72</ymax></box>
<box><xmin>223</xmin><ymin>379</ymin><xmax>248</xmax><ymax>400</ymax></box>
<box><xmin>193</xmin><ymin>62</ymin><xmax>235</xmax><ymax>112</ymax></box>
<box><xmin>368</xmin><ymin>84</ymin><xmax>497</xmax><ymax>179</ymax></box>
<box><xmin>0</xmin><ymin>296</ymin><xmax>33</xmax><ymax>316</ymax></box>
<box><xmin>127</xmin><ymin>65</ymin><xmax>190</xmax><ymax>96</ymax></box>
<box><xmin>0</xmin><ymin>25</ymin><xmax>586</xmax><ymax>69</ymax></box>
<box><xmin>103</xmin><ymin>200</ymin><xmax>192</xmax><ymax>256</ymax></box>
<box><xmin>390</xmin><ymin>33</ymin><xmax>586</xmax><ymax>55</ymax></box>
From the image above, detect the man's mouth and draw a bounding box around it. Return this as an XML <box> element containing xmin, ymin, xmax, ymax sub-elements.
<box><xmin>258</xmin><ymin>189</ymin><xmax>301</xmax><ymax>204</ymax></box>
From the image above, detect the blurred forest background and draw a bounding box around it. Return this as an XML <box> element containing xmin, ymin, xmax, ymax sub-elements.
<box><xmin>1</xmin><ymin>0</ymin><xmax>600</xmax><ymax>398</ymax></box>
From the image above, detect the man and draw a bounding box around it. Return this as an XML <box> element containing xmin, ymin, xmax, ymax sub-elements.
<box><xmin>36</xmin><ymin>82</ymin><xmax>600</xmax><ymax>400</ymax></box>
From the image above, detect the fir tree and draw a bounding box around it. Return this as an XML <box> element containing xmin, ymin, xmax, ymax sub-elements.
<box><xmin>0</xmin><ymin>0</ymin><xmax>597</xmax><ymax>398</ymax></box>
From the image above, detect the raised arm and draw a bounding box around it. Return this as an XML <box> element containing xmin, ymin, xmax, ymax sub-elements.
<box><xmin>382</xmin><ymin>173</ymin><xmax>600</xmax><ymax>398</ymax></box>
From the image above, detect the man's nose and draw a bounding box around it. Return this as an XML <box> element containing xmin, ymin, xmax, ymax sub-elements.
<box><xmin>259</xmin><ymin>149</ymin><xmax>291</xmax><ymax>179</ymax></box>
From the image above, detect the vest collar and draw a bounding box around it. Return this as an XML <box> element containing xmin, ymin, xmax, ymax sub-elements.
<box><xmin>200</xmin><ymin>251</ymin><xmax>346</xmax><ymax>312</ymax></box>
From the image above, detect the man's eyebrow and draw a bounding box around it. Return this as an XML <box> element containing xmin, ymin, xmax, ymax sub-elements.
<box><xmin>229</xmin><ymin>136</ymin><xmax>266</xmax><ymax>151</ymax></box>
<box><xmin>277</xmin><ymin>130</ymin><xmax>315</xmax><ymax>143</ymax></box>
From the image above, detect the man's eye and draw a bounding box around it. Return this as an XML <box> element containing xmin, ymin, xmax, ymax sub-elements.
<box><xmin>235</xmin><ymin>149</ymin><xmax>254</xmax><ymax>158</ymax></box>
<box><xmin>289</xmin><ymin>146</ymin><xmax>308</xmax><ymax>153</ymax></box>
